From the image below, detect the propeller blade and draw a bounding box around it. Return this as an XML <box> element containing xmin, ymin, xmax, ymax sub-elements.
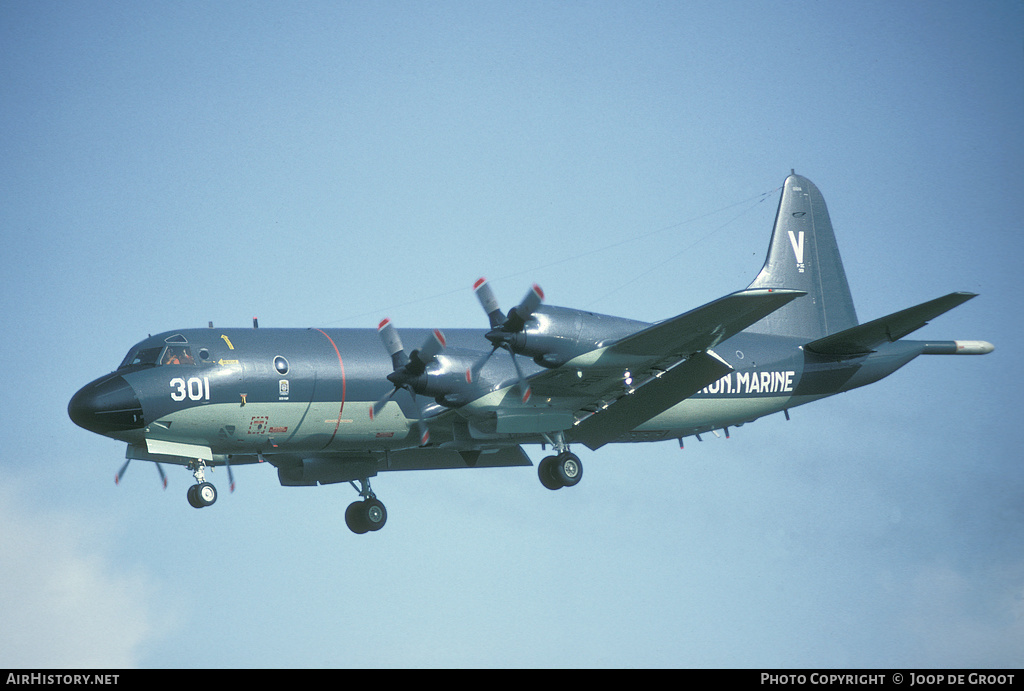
<box><xmin>225</xmin><ymin>457</ymin><xmax>235</xmax><ymax>493</ymax></box>
<box><xmin>115</xmin><ymin>459</ymin><xmax>130</xmax><ymax>485</ymax></box>
<box><xmin>378</xmin><ymin>318</ymin><xmax>408</xmax><ymax>368</ymax></box>
<box><xmin>412</xmin><ymin>329</ymin><xmax>446</xmax><ymax>366</ymax></box>
<box><xmin>155</xmin><ymin>462</ymin><xmax>167</xmax><ymax>490</ymax></box>
<box><xmin>466</xmin><ymin>345</ymin><xmax>500</xmax><ymax>383</ymax></box>
<box><xmin>370</xmin><ymin>386</ymin><xmax>399</xmax><ymax>419</ymax></box>
<box><xmin>517</xmin><ymin>284</ymin><xmax>544</xmax><ymax>318</ymax></box>
<box><xmin>407</xmin><ymin>389</ymin><xmax>431</xmax><ymax>446</ymax></box>
<box><xmin>509</xmin><ymin>350</ymin><xmax>532</xmax><ymax>403</ymax></box>
<box><xmin>502</xmin><ymin>284</ymin><xmax>544</xmax><ymax>333</ymax></box>
<box><xmin>474</xmin><ymin>278</ymin><xmax>505</xmax><ymax>328</ymax></box>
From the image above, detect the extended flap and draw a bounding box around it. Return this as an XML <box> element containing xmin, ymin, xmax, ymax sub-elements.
<box><xmin>571</xmin><ymin>351</ymin><xmax>732</xmax><ymax>450</ymax></box>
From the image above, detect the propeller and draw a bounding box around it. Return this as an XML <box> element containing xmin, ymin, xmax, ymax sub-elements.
<box><xmin>369</xmin><ymin>319</ymin><xmax>445</xmax><ymax>446</ymax></box>
<box><xmin>469</xmin><ymin>278</ymin><xmax>543</xmax><ymax>402</ymax></box>
<box><xmin>225</xmin><ymin>456</ymin><xmax>235</xmax><ymax>493</ymax></box>
<box><xmin>115</xmin><ymin>459</ymin><xmax>168</xmax><ymax>489</ymax></box>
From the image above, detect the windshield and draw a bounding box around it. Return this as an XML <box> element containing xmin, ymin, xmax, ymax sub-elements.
<box><xmin>119</xmin><ymin>346</ymin><xmax>164</xmax><ymax>369</ymax></box>
<box><xmin>118</xmin><ymin>345</ymin><xmax>195</xmax><ymax>370</ymax></box>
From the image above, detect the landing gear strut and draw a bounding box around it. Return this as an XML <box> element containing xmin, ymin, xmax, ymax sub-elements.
<box><xmin>186</xmin><ymin>459</ymin><xmax>217</xmax><ymax>508</ymax></box>
<box><xmin>345</xmin><ymin>477</ymin><xmax>387</xmax><ymax>534</ymax></box>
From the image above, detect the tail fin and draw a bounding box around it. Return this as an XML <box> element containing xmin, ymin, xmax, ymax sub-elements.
<box><xmin>745</xmin><ymin>172</ymin><xmax>858</xmax><ymax>340</ymax></box>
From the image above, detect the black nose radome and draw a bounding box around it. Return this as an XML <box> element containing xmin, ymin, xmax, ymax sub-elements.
<box><xmin>69</xmin><ymin>374</ymin><xmax>145</xmax><ymax>434</ymax></box>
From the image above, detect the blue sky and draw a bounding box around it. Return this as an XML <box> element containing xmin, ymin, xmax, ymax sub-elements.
<box><xmin>1</xmin><ymin>0</ymin><xmax>1021</xmax><ymax>668</ymax></box>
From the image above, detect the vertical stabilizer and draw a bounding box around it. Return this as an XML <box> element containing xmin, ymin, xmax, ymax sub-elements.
<box><xmin>745</xmin><ymin>173</ymin><xmax>858</xmax><ymax>339</ymax></box>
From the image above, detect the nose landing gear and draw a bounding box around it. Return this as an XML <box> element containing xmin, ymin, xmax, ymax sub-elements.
<box><xmin>186</xmin><ymin>459</ymin><xmax>218</xmax><ymax>508</ymax></box>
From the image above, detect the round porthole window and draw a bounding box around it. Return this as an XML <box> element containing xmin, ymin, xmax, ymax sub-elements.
<box><xmin>274</xmin><ymin>356</ymin><xmax>289</xmax><ymax>375</ymax></box>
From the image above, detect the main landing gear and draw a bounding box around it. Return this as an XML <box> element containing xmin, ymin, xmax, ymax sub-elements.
<box><xmin>538</xmin><ymin>452</ymin><xmax>583</xmax><ymax>490</ymax></box>
<box><xmin>538</xmin><ymin>433</ymin><xmax>583</xmax><ymax>490</ymax></box>
<box><xmin>186</xmin><ymin>459</ymin><xmax>217</xmax><ymax>509</ymax></box>
<box><xmin>345</xmin><ymin>477</ymin><xmax>387</xmax><ymax>534</ymax></box>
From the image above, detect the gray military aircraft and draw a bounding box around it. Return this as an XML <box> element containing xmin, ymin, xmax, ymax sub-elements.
<box><xmin>69</xmin><ymin>173</ymin><xmax>993</xmax><ymax>533</ymax></box>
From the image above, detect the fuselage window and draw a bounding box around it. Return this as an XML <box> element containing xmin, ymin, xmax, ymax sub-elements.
<box><xmin>274</xmin><ymin>356</ymin><xmax>289</xmax><ymax>375</ymax></box>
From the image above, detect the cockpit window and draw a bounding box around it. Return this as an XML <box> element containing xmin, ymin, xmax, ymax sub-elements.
<box><xmin>161</xmin><ymin>346</ymin><xmax>195</xmax><ymax>365</ymax></box>
<box><xmin>119</xmin><ymin>346</ymin><xmax>165</xmax><ymax>369</ymax></box>
<box><xmin>118</xmin><ymin>345</ymin><xmax>195</xmax><ymax>369</ymax></box>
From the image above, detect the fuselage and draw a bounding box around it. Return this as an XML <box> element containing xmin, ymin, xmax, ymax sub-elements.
<box><xmin>68</xmin><ymin>320</ymin><xmax>930</xmax><ymax>464</ymax></box>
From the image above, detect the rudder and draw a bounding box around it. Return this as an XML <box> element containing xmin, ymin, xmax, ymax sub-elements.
<box><xmin>745</xmin><ymin>173</ymin><xmax>858</xmax><ymax>339</ymax></box>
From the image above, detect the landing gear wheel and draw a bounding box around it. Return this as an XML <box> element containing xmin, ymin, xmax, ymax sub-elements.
<box><xmin>555</xmin><ymin>453</ymin><xmax>582</xmax><ymax>487</ymax></box>
<box><xmin>363</xmin><ymin>498</ymin><xmax>387</xmax><ymax>532</ymax></box>
<box><xmin>346</xmin><ymin>501</ymin><xmax>370</xmax><ymax>534</ymax></box>
<box><xmin>197</xmin><ymin>481</ymin><xmax>217</xmax><ymax>506</ymax></box>
<box><xmin>188</xmin><ymin>482</ymin><xmax>217</xmax><ymax>508</ymax></box>
<box><xmin>538</xmin><ymin>456</ymin><xmax>563</xmax><ymax>490</ymax></box>
<box><xmin>345</xmin><ymin>478</ymin><xmax>387</xmax><ymax>534</ymax></box>
<box><xmin>538</xmin><ymin>452</ymin><xmax>583</xmax><ymax>489</ymax></box>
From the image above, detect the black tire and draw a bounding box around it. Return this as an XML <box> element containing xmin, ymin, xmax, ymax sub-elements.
<box><xmin>555</xmin><ymin>453</ymin><xmax>582</xmax><ymax>487</ymax></box>
<box><xmin>187</xmin><ymin>484</ymin><xmax>202</xmax><ymax>508</ymax></box>
<box><xmin>346</xmin><ymin>501</ymin><xmax>369</xmax><ymax>534</ymax></box>
<box><xmin>538</xmin><ymin>456</ymin><xmax>563</xmax><ymax>490</ymax></box>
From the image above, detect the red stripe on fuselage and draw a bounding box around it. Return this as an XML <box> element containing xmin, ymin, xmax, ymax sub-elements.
<box><xmin>314</xmin><ymin>328</ymin><xmax>346</xmax><ymax>448</ymax></box>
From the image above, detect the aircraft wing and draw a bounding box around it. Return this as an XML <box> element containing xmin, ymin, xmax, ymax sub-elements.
<box><xmin>513</xmin><ymin>288</ymin><xmax>805</xmax><ymax>447</ymax></box>
<box><xmin>598</xmin><ymin>288</ymin><xmax>805</xmax><ymax>363</ymax></box>
<box><xmin>805</xmin><ymin>292</ymin><xmax>977</xmax><ymax>357</ymax></box>
<box><xmin>570</xmin><ymin>350</ymin><xmax>732</xmax><ymax>449</ymax></box>
<box><xmin>530</xmin><ymin>288</ymin><xmax>803</xmax><ymax>398</ymax></box>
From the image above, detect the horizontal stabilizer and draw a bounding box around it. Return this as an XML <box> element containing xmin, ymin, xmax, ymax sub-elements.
<box><xmin>805</xmin><ymin>292</ymin><xmax>977</xmax><ymax>357</ymax></box>
<box><xmin>572</xmin><ymin>351</ymin><xmax>732</xmax><ymax>450</ymax></box>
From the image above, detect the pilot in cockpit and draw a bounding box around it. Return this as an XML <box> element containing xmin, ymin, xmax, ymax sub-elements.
<box><xmin>161</xmin><ymin>346</ymin><xmax>194</xmax><ymax>365</ymax></box>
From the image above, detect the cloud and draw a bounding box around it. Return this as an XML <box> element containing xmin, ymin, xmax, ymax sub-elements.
<box><xmin>0</xmin><ymin>482</ymin><xmax>172</xmax><ymax>668</ymax></box>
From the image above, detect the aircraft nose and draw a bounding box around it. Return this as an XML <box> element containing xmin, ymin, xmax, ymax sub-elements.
<box><xmin>68</xmin><ymin>374</ymin><xmax>146</xmax><ymax>434</ymax></box>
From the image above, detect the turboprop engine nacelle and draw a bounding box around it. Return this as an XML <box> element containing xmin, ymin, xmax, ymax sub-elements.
<box><xmin>506</xmin><ymin>305</ymin><xmax>647</xmax><ymax>368</ymax></box>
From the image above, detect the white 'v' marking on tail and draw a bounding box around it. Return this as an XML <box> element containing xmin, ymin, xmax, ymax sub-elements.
<box><xmin>787</xmin><ymin>230</ymin><xmax>805</xmax><ymax>265</ymax></box>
